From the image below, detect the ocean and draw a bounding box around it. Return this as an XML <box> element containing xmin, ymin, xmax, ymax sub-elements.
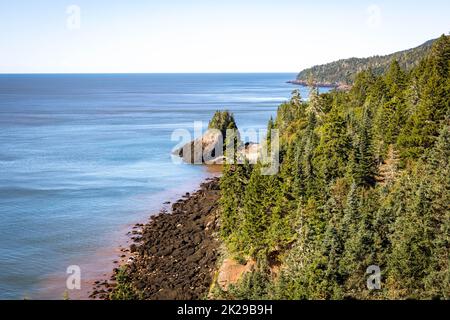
<box><xmin>0</xmin><ymin>73</ymin><xmax>327</xmax><ymax>299</ymax></box>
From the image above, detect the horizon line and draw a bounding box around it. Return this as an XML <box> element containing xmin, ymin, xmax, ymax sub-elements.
<box><xmin>0</xmin><ymin>71</ymin><xmax>299</xmax><ymax>75</ymax></box>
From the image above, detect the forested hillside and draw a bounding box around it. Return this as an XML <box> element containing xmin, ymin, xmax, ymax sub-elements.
<box><xmin>217</xmin><ymin>35</ymin><xmax>449</xmax><ymax>300</ymax></box>
<box><xmin>295</xmin><ymin>38</ymin><xmax>436</xmax><ymax>86</ymax></box>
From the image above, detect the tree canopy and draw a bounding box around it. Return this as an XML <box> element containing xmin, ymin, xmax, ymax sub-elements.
<box><xmin>217</xmin><ymin>35</ymin><xmax>449</xmax><ymax>300</ymax></box>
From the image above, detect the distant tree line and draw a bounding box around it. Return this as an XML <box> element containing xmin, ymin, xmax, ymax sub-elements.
<box><xmin>296</xmin><ymin>38</ymin><xmax>436</xmax><ymax>85</ymax></box>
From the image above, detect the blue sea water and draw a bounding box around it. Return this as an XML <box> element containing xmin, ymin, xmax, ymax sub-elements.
<box><xmin>0</xmin><ymin>73</ymin><xmax>325</xmax><ymax>299</ymax></box>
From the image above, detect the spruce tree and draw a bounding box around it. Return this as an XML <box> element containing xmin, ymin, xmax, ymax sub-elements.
<box><xmin>398</xmin><ymin>35</ymin><xmax>450</xmax><ymax>160</ymax></box>
<box><xmin>351</xmin><ymin>109</ymin><xmax>378</xmax><ymax>188</ymax></box>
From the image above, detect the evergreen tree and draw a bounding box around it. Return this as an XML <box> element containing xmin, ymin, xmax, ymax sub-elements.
<box><xmin>240</xmin><ymin>166</ymin><xmax>270</xmax><ymax>257</ymax></box>
<box><xmin>351</xmin><ymin>110</ymin><xmax>378</xmax><ymax>188</ymax></box>
<box><xmin>398</xmin><ymin>34</ymin><xmax>450</xmax><ymax>161</ymax></box>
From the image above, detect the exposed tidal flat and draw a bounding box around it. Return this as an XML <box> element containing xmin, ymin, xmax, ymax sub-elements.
<box><xmin>0</xmin><ymin>73</ymin><xmax>328</xmax><ymax>299</ymax></box>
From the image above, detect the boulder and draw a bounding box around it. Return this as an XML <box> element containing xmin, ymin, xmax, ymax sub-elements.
<box><xmin>172</xmin><ymin>129</ymin><xmax>226</xmax><ymax>164</ymax></box>
<box><xmin>173</xmin><ymin>130</ymin><xmax>262</xmax><ymax>165</ymax></box>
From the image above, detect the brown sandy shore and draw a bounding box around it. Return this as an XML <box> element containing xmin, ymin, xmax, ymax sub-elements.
<box><xmin>90</xmin><ymin>176</ymin><xmax>222</xmax><ymax>300</ymax></box>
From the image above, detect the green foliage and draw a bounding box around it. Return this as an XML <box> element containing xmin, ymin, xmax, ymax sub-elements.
<box><xmin>218</xmin><ymin>36</ymin><xmax>449</xmax><ymax>300</ymax></box>
<box><xmin>63</xmin><ymin>290</ymin><xmax>70</xmax><ymax>300</ymax></box>
<box><xmin>227</xmin><ymin>269</ymin><xmax>271</xmax><ymax>300</ymax></box>
<box><xmin>297</xmin><ymin>38</ymin><xmax>436</xmax><ymax>85</ymax></box>
<box><xmin>110</xmin><ymin>266</ymin><xmax>141</xmax><ymax>300</ymax></box>
<box><xmin>351</xmin><ymin>110</ymin><xmax>378</xmax><ymax>188</ymax></box>
<box><xmin>208</xmin><ymin>110</ymin><xmax>237</xmax><ymax>138</ymax></box>
<box><xmin>219</xmin><ymin>158</ymin><xmax>252</xmax><ymax>250</ymax></box>
<box><xmin>398</xmin><ymin>35</ymin><xmax>450</xmax><ymax>161</ymax></box>
<box><xmin>385</xmin><ymin>125</ymin><xmax>450</xmax><ymax>299</ymax></box>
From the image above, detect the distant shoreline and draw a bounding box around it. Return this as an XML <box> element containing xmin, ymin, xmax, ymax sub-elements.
<box><xmin>287</xmin><ymin>79</ymin><xmax>352</xmax><ymax>91</ymax></box>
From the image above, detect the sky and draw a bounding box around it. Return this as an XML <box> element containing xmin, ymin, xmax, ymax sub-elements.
<box><xmin>0</xmin><ymin>0</ymin><xmax>449</xmax><ymax>73</ymax></box>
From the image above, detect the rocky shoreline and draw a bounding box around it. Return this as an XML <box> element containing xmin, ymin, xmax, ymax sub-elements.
<box><xmin>90</xmin><ymin>177</ymin><xmax>222</xmax><ymax>300</ymax></box>
<box><xmin>287</xmin><ymin>79</ymin><xmax>352</xmax><ymax>91</ymax></box>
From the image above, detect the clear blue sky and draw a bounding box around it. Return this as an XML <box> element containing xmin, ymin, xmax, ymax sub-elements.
<box><xmin>0</xmin><ymin>0</ymin><xmax>448</xmax><ymax>73</ymax></box>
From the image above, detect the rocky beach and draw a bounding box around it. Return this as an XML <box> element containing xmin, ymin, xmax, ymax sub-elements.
<box><xmin>90</xmin><ymin>177</ymin><xmax>222</xmax><ymax>300</ymax></box>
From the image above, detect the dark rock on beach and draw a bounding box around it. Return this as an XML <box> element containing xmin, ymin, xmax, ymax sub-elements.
<box><xmin>91</xmin><ymin>177</ymin><xmax>221</xmax><ymax>300</ymax></box>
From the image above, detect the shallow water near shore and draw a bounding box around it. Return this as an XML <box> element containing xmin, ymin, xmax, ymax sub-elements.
<box><xmin>0</xmin><ymin>73</ymin><xmax>327</xmax><ymax>299</ymax></box>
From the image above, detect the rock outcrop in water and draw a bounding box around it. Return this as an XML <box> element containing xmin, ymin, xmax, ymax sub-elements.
<box><xmin>173</xmin><ymin>128</ymin><xmax>226</xmax><ymax>164</ymax></box>
<box><xmin>172</xmin><ymin>110</ymin><xmax>261</xmax><ymax>164</ymax></box>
